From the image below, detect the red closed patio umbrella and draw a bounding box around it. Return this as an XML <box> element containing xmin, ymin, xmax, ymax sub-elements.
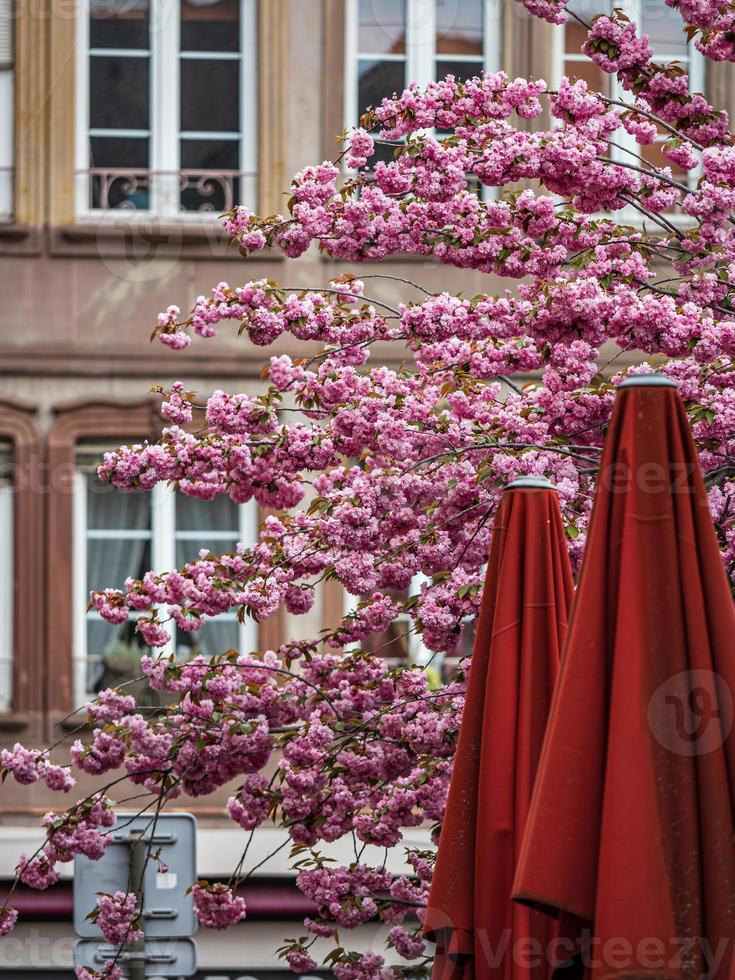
<box><xmin>424</xmin><ymin>476</ymin><xmax>575</xmax><ymax>980</ymax></box>
<box><xmin>513</xmin><ymin>375</ymin><xmax>735</xmax><ymax>980</ymax></box>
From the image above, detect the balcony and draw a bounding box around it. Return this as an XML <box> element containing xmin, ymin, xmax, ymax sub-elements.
<box><xmin>75</xmin><ymin>167</ymin><xmax>257</xmax><ymax>219</ymax></box>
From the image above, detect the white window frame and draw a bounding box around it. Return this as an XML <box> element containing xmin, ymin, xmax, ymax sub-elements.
<box><xmin>73</xmin><ymin>462</ymin><xmax>259</xmax><ymax>706</ymax></box>
<box><xmin>344</xmin><ymin>0</ymin><xmax>501</xmax><ymax>133</ymax></box>
<box><xmin>0</xmin><ymin>0</ymin><xmax>13</xmax><ymax>221</ymax></box>
<box><xmin>0</xmin><ymin>447</ymin><xmax>13</xmax><ymax>711</ymax></box>
<box><xmin>74</xmin><ymin>0</ymin><xmax>257</xmax><ymax>222</ymax></box>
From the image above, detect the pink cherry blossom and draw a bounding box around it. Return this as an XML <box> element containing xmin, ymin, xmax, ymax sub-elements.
<box><xmin>93</xmin><ymin>891</ymin><xmax>143</xmax><ymax>945</ymax></box>
<box><xmin>192</xmin><ymin>883</ymin><xmax>247</xmax><ymax>929</ymax></box>
<box><xmin>76</xmin><ymin>962</ymin><xmax>123</xmax><ymax>980</ymax></box>
<box><xmin>0</xmin><ymin>905</ymin><xmax>18</xmax><ymax>936</ymax></box>
<box><xmin>17</xmin><ymin>853</ymin><xmax>60</xmax><ymax>890</ymax></box>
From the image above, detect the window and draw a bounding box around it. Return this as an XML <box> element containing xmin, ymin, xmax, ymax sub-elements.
<box><xmin>552</xmin><ymin>0</ymin><xmax>704</xmax><ymax>187</ymax></box>
<box><xmin>73</xmin><ymin>450</ymin><xmax>258</xmax><ymax>705</ymax></box>
<box><xmin>74</xmin><ymin>0</ymin><xmax>257</xmax><ymax>219</ymax></box>
<box><xmin>343</xmin><ymin>574</ymin><xmax>463</xmax><ymax>688</ymax></box>
<box><xmin>0</xmin><ymin>0</ymin><xmax>12</xmax><ymax>220</ymax></box>
<box><xmin>0</xmin><ymin>445</ymin><xmax>12</xmax><ymax>710</ymax></box>
<box><xmin>344</xmin><ymin>578</ymin><xmax>430</xmax><ymax>667</ymax></box>
<box><xmin>346</xmin><ymin>0</ymin><xmax>500</xmax><ymax>141</ymax></box>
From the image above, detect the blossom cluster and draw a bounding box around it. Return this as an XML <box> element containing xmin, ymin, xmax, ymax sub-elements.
<box><xmin>75</xmin><ymin>964</ymin><xmax>122</xmax><ymax>980</ymax></box>
<box><xmin>191</xmin><ymin>883</ymin><xmax>247</xmax><ymax>929</ymax></box>
<box><xmin>1</xmin><ymin>742</ymin><xmax>75</xmax><ymax>792</ymax></box>
<box><xmin>0</xmin><ymin>905</ymin><xmax>18</xmax><ymax>937</ymax></box>
<box><xmin>663</xmin><ymin>0</ymin><xmax>735</xmax><ymax>61</ymax></box>
<box><xmin>90</xmin><ymin>891</ymin><xmax>143</xmax><ymax>946</ymax></box>
<box><xmin>6</xmin><ymin>794</ymin><xmax>117</xmax><ymax>910</ymax></box>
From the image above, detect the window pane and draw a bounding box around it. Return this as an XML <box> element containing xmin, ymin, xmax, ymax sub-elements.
<box><xmin>180</xmin><ymin>138</ymin><xmax>239</xmax><ymax>170</ymax></box>
<box><xmin>565</xmin><ymin>0</ymin><xmax>604</xmax><ymax>22</ymax></box>
<box><xmin>0</xmin><ymin>444</ymin><xmax>12</xmax><ymax>483</ymax></box>
<box><xmin>565</xmin><ymin>18</ymin><xmax>589</xmax><ymax>57</ymax></box>
<box><xmin>88</xmin><ymin>619</ymin><xmax>148</xmax><ymax>695</ymax></box>
<box><xmin>89</xmin><ymin>137</ymin><xmax>150</xmax><ymax>209</ymax></box>
<box><xmin>180</xmin><ymin>140</ymin><xmax>240</xmax><ymax>209</ymax></box>
<box><xmin>180</xmin><ymin>59</ymin><xmax>239</xmax><ymax>132</ymax></box>
<box><xmin>369</xmin><ymin>141</ymin><xmax>401</xmax><ymax>168</ymax></box>
<box><xmin>176</xmin><ymin>620</ymin><xmax>239</xmax><ymax>659</ymax></box>
<box><xmin>641</xmin><ymin>6</ymin><xmax>688</xmax><ymax>57</ymax></box>
<box><xmin>181</xmin><ymin>0</ymin><xmax>240</xmax><ymax>52</ymax></box>
<box><xmin>564</xmin><ymin>0</ymin><xmax>611</xmax><ymax>94</ymax></box>
<box><xmin>0</xmin><ymin>70</ymin><xmax>12</xmax><ymax>220</ymax></box>
<box><xmin>358</xmin><ymin>58</ymin><xmax>405</xmax><ymax>116</ymax></box>
<box><xmin>90</xmin><ymin>55</ymin><xmax>150</xmax><ymax>130</ymax></box>
<box><xmin>86</xmin><ymin>475</ymin><xmax>151</xmax><ymax>530</ymax></box>
<box><xmin>435</xmin><ymin>58</ymin><xmax>483</xmax><ymax>84</ymax></box>
<box><xmin>641</xmin><ymin>139</ymin><xmax>687</xmax><ymax>186</ymax></box>
<box><xmin>177</xmin><ymin>493</ymin><xmax>240</xmax><ymax>533</ymax></box>
<box><xmin>361</xmin><ymin>618</ymin><xmax>410</xmax><ymax>663</ymax></box>
<box><xmin>563</xmin><ymin>57</ymin><xmax>608</xmax><ymax>97</ymax></box>
<box><xmin>90</xmin><ymin>0</ymin><xmax>150</xmax><ymax>49</ymax></box>
<box><xmin>0</xmin><ymin>445</ymin><xmax>12</xmax><ymax>711</ymax></box>
<box><xmin>87</xmin><ymin>540</ymin><xmax>151</xmax><ymax>593</ymax></box>
<box><xmin>176</xmin><ymin>538</ymin><xmax>238</xmax><ymax>568</ymax></box>
<box><xmin>358</xmin><ymin>0</ymin><xmax>406</xmax><ymax>54</ymax></box>
<box><xmin>436</xmin><ymin>0</ymin><xmax>483</xmax><ymax>56</ymax></box>
<box><xmin>89</xmin><ymin>136</ymin><xmax>149</xmax><ymax>168</ymax></box>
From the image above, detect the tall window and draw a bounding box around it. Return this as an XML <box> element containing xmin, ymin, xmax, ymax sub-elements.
<box><xmin>346</xmin><ymin>0</ymin><xmax>500</xmax><ymax>138</ymax></box>
<box><xmin>0</xmin><ymin>0</ymin><xmax>12</xmax><ymax>220</ymax></box>
<box><xmin>553</xmin><ymin>0</ymin><xmax>704</xmax><ymax>187</ymax></box>
<box><xmin>343</xmin><ymin>574</ymin><xmax>466</xmax><ymax>688</ymax></box>
<box><xmin>73</xmin><ymin>449</ymin><xmax>258</xmax><ymax>705</ymax></box>
<box><xmin>75</xmin><ymin>0</ymin><xmax>257</xmax><ymax>218</ymax></box>
<box><xmin>0</xmin><ymin>445</ymin><xmax>12</xmax><ymax>710</ymax></box>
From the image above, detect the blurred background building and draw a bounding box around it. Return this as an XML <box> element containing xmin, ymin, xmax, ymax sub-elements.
<box><xmin>0</xmin><ymin>0</ymin><xmax>733</xmax><ymax>975</ymax></box>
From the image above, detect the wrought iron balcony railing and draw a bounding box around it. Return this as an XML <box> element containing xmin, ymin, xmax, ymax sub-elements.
<box><xmin>79</xmin><ymin>168</ymin><xmax>256</xmax><ymax>216</ymax></box>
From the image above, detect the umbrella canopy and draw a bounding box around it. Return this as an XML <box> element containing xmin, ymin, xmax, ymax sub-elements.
<box><xmin>425</xmin><ymin>477</ymin><xmax>575</xmax><ymax>980</ymax></box>
<box><xmin>513</xmin><ymin>375</ymin><xmax>735</xmax><ymax>980</ymax></box>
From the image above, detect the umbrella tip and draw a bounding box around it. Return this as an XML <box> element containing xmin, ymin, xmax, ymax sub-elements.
<box><xmin>505</xmin><ymin>476</ymin><xmax>557</xmax><ymax>491</ymax></box>
<box><xmin>618</xmin><ymin>372</ymin><xmax>678</xmax><ymax>389</ymax></box>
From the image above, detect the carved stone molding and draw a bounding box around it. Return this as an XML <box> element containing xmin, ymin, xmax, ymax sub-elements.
<box><xmin>0</xmin><ymin>399</ymin><xmax>43</xmax><ymax>718</ymax></box>
<box><xmin>46</xmin><ymin>398</ymin><xmax>160</xmax><ymax>712</ymax></box>
<box><xmin>258</xmin><ymin>0</ymin><xmax>289</xmax><ymax>216</ymax></box>
<box><xmin>13</xmin><ymin>0</ymin><xmax>47</xmax><ymax>227</ymax></box>
<box><xmin>322</xmin><ymin>0</ymin><xmax>346</xmax><ymax>160</ymax></box>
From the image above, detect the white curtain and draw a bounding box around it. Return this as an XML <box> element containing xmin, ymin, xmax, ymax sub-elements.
<box><xmin>86</xmin><ymin>478</ymin><xmax>150</xmax><ymax>690</ymax></box>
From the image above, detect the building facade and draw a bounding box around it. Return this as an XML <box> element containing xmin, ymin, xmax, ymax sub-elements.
<box><xmin>0</xmin><ymin>0</ymin><xmax>733</xmax><ymax>975</ymax></box>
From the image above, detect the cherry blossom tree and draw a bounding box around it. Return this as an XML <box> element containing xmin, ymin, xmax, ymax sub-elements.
<box><xmin>4</xmin><ymin>2</ymin><xmax>735</xmax><ymax>977</ymax></box>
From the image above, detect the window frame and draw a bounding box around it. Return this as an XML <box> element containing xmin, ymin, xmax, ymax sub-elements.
<box><xmin>0</xmin><ymin>401</ymin><xmax>42</xmax><ymax>720</ymax></box>
<box><xmin>342</xmin><ymin>573</ymin><xmax>434</xmax><ymax>669</ymax></box>
<box><xmin>0</xmin><ymin>0</ymin><xmax>13</xmax><ymax>221</ymax></box>
<box><xmin>0</xmin><ymin>445</ymin><xmax>12</xmax><ymax>710</ymax></box>
<box><xmin>72</xmin><ymin>454</ymin><xmax>259</xmax><ymax>706</ymax></box>
<box><xmin>73</xmin><ymin>0</ymin><xmax>258</xmax><ymax>222</ymax></box>
<box><xmin>344</xmin><ymin>0</ymin><xmax>501</xmax><ymax>134</ymax></box>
